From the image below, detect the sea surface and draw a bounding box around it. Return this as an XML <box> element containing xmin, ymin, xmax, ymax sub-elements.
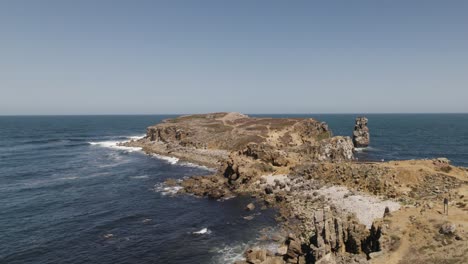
<box><xmin>1</xmin><ymin>114</ymin><xmax>467</xmax><ymax>264</ymax></box>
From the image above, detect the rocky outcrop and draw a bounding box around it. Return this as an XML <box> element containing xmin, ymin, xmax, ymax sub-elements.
<box><xmin>249</xmin><ymin>208</ymin><xmax>384</xmax><ymax>264</ymax></box>
<box><xmin>292</xmin><ymin>162</ymin><xmax>399</xmax><ymax>198</ymax></box>
<box><xmin>179</xmin><ymin>175</ymin><xmax>231</xmax><ymax>199</ymax></box>
<box><xmin>125</xmin><ymin>112</ymin><xmax>355</xmax><ymax>170</ymax></box>
<box><xmin>242</xmin><ymin>143</ymin><xmax>290</xmax><ymax>167</ymax></box>
<box><xmin>307</xmin><ymin>208</ymin><xmax>371</xmax><ymax>263</ymax></box>
<box><xmin>314</xmin><ymin>136</ymin><xmax>354</xmax><ymax>162</ymax></box>
<box><xmin>131</xmin><ymin>113</ymin><xmax>357</xmax><ymax>194</ymax></box>
<box><xmin>439</xmin><ymin>222</ymin><xmax>457</xmax><ymax>235</ymax></box>
<box><xmin>352</xmin><ymin>117</ymin><xmax>369</xmax><ymax>148</ymax></box>
<box><xmin>144</xmin><ymin>113</ymin><xmax>333</xmax><ymax>152</ymax></box>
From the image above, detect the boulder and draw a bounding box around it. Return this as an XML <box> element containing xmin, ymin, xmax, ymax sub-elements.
<box><xmin>245</xmin><ymin>203</ymin><xmax>256</xmax><ymax>211</ymax></box>
<box><xmin>245</xmin><ymin>248</ymin><xmax>267</xmax><ymax>263</ymax></box>
<box><xmin>439</xmin><ymin>222</ymin><xmax>456</xmax><ymax>234</ymax></box>
<box><xmin>286</xmin><ymin>234</ymin><xmax>303</xmax><ymax>259</ymax></box>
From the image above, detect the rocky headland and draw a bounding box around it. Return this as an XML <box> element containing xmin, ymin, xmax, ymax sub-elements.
<box><xmin>123</xmin><ymin>113</ymin><xmax>468</xmax><ymax>264</ymax></box>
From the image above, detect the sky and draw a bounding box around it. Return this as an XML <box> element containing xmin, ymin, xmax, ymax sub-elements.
<box><xmin>0</xmin><ymin>0</ymin><xmax>467</xmax><ymax>115</ymax></box>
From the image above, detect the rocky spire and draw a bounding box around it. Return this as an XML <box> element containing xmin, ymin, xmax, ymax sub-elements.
<box><xmin>353</xmin><ymin>117</ymin><xmax>370</xmax><ymax>148</ymax></box>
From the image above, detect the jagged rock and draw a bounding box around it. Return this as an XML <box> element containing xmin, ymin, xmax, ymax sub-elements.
<box><xmin>353</xmin><ymin>117</ymin><xmax>369</xmax><ymax>148</ymax></box>
<box><xmin>315</xmin><ymin>136</ymin><xmax>355</xmax><ymax>161</ymax></box>
<box><xmin>243</xmin><ymin>143</ymin><xmax>290</xmax><ymax>167</ymax></box>
<box><xmin>180</xmin><ymin>175</ymin><xmax>231</xmax><ymax>199</ymax></box>
<box><xmin>286</xmin><ymin>234</ymin><xmax>303</xmax><ymax>259</ymax></box>
<box><xmin>245</xmin><ymin>248</ymin><xmax>267</xmax><ymax>263</ymax></box>
<box><xmin>309</xmin><ymin>208</ymin><xmax>378</xmax><ymax>263</ymax></box>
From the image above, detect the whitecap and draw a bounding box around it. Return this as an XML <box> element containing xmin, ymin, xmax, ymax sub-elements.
<box><xmin>128</xmin><ymin>134</ymin><xmax>146</xmax><ymax>141</ymax></box>
<box><xmin>193</xmin><ymin>227</ymin><xmax>211</xmax><ymax>235</ymax></box>
<box><xmin>154</xmin><ymin>182</ymin><xmax>183</xmax><ymax>195</ymax></box>
<box><xmin>88</xmin><ymin>140</ymin><xmax>142</xmax><ymax>152</ymax></box>
<box><xmin>354</xmin><ymin>146</ymin><xmax>378</xmax><ymax>152</ymax></box>
<box><xmin>58</xmin><ymin>176</ymin><xmax>79</xmax><ymax>180</ymax></box>
<box><xmin>151</xmin><ymin>154</ymin><xmax>179</xmax><ymax>164</ymax></box>
<box><xmin>354</xmin><ymin>147</ymin><xmax>367</xmax><ymax>152</ymax></box>
<box><xmin>130</xmin><ymin>175</ymin><xmax>149</xmax><ymax>179</ymax></box>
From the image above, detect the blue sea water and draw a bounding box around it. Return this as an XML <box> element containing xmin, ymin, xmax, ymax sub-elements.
<box><xmin>1</xmin><ymin>114</ymin><xmax>467</xmax><ymax>264</ymax></box>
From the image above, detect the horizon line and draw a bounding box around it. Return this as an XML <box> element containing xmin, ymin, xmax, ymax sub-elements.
<box><xmin>1</xmin><ymin>112</ymin><xmax>468</xmax><ymax>117</ymax></box>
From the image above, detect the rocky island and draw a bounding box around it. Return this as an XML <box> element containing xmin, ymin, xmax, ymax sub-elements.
<box><xmin>124</xmin><ymin>113</ymin><xmax>468</xmax><ymax>264</ymax></box>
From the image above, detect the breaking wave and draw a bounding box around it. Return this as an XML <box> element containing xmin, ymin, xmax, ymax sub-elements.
<box><xmin>151</xmin><ymin>154</ymin><xmax>179</xmax><ymax>164</ymax></box>
<box><xmin>88</xmin><ymin>140</ymin><xmax>142</xmax><ymax>152</ymax></box>
<box><xmin>154</xmin><ymin>182</ymin><xmax>183</xmax><ymax>196</ymax></box>
<box><xmin>193</xmin><ymin>227</ymin><xmax>211</xmax><ymax>235</ymax></box>
<box><xmin>211</xmin><ymin>243</ymin><xmax>249</xmax><ymax>264</ymax></box>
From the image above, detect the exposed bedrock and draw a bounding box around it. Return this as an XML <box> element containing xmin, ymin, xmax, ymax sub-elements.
<box><xmin>352</xmin><ymin>117</ymin><xmax>370</xmax><ymax>148</ymax></box>
<box><xmin>136</xmin><ymin>112</ymin><xmax>356</xmax><ymax>191</ymax></box>
<box><xmin>240</xmin><ymin>208</ymin><xmax>387</xmax><ymax>264</ymax></box>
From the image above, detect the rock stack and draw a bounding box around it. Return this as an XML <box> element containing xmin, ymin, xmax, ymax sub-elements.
<box><xmin>353</xmin><ymin>117</ymin><xmax>370</xmax><ymax>148</ymax></box>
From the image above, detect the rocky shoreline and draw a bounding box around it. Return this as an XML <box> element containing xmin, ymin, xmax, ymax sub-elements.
<box><xmin>123</xmin><ymin>113</ymin><xmax>468</xmax><ymax>264</ymax></box>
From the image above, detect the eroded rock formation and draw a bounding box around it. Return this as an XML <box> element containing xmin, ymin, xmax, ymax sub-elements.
<box><xmin>352</xmin><ymin>117</ymin><xmax>369</xmax><ymax>148</ymax></box>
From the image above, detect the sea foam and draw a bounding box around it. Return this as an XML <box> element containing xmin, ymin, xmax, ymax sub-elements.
<box><xmin>212</xmin><ymin>243</ymin><xmax>249</xmax><ymax>264</ymax></box>
<box><xmin>88</xmin><ymin>140</ymin><xmax>142</xmax><ymax>152</ymax></box>
<box><xmin>154</xmin><ymin>182</ymin><xmax>183</xmax><ymax>196</ymax></box>
<box><xmin>88</xmin><ymin>135</ymin><xmax>214</xmax><ymax>168</ymax></box>
<box><xmin>151</xmin><ymin>154</ymin><xmax>179</xmax><ymax>164</ymax></box>
<box><xmin>193</xmin><ymin>227</ymin><xmax>211</xmax><ymax>235</ymax></box>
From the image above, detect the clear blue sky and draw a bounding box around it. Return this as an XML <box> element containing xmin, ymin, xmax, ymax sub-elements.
<box><xmin>1</xmin><ymin>0</ymin><xmax>467</xmax><ymax>115</ymax></box>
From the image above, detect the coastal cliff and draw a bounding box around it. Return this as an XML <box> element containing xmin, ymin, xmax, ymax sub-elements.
<box><xmin>124</xmin><ymin>113</ymin><xmax>468</xmax><ymax>264</ymax></box>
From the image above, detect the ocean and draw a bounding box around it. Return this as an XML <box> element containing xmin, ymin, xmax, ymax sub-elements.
<box><xmin>1</xmin><ymin>114</ymin><xmax>467</xmax><ymax>264</ymax></box>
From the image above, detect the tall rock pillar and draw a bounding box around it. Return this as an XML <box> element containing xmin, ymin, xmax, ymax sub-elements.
<box><xmin>353</xmin><ymin>117</ymin><xmax>370</xmax><ymax>148</ymax></box>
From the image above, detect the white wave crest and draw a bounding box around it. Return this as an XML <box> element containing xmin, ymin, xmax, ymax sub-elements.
<box><xmin>130</xmin><ymin>175</ymin><xmax>149</xmax><ymax>179</ymax></box>
<box><xmin>88</xmin><ymin>139</ymin><xmax>142</xmax><ymax>152</ymax></box>
<box><xmin>193</xmin><ymin>227</ymin><xmax>211</xmax><ymax>235</ymax></box>
<box><xmin>58</xmin><ymin>176</ymin><xmax>79</xmax><ymax>180</ymax></box>
<box><xmin>154</xmin><ymin>182</ymin><xmax>183</xmax><ymax>195</ymax></box>
<box><xmin>354</xmin><ymin>146</ymin><xmax>378</xmax><ymax>152</ymax></box>
<box><xmin>151</xmin><ymin>154</ymin><xmax>179</xmax><ymax>164</ymax></box>
<box><xmin>128</xmin><ymin>134</ymin><xmax>146</xmax><ymax>141</ymax></box>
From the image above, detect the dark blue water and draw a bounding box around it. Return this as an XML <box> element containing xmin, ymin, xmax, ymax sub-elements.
<box><xmin>0</xmin><ymin>116</ymin><xmax>276</xmax><ymax>264</ymax></box>
<box><xmin>1</xmin><ymin>114</ymin><xmax>467</xmax><ymax>264</ymax></box>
